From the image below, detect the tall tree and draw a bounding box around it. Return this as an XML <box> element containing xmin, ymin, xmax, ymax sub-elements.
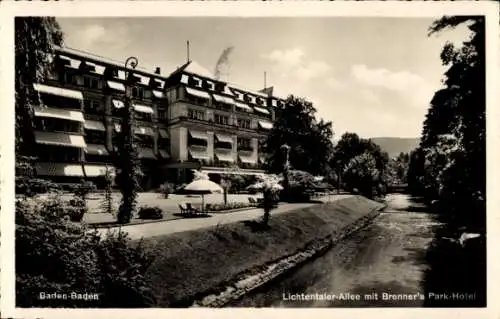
<box><xmin>410</xmin><ymin>16</ymin><xmax>485</xmax><ymax>230</ymax></box>
<box><xmin>264</xmin><ymin>96</ymin><xmax>334</xmax><ymax>176</ymax></box>
<box><xmin>15</xmin><ymin>18</ymin><xmax>63</xmax><ymax>165</ymax></box>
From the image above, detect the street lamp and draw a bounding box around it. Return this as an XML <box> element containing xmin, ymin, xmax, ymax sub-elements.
<box><xmin>281</xmin><ymin>144</ymin><xmax>290</xmax><ymax>201</ymax></box>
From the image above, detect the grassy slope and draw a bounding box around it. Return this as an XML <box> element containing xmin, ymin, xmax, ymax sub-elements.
<box><xmin>143</xmin><ymin>196</ymin><xmax>384</xmax><ymax>307</ymax></box>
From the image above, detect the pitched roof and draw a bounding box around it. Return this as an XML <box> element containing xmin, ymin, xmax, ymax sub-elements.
<box><xmin>171</xmin><ymin>60</ymin><xmax>214</xmax><ymax>79</ymax></box>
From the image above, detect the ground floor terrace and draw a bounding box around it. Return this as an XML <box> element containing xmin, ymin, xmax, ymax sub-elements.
<box><xmin>31</xmin><ymin>160</ymin><xmax>266</xmax><ymax>191</ymax></box>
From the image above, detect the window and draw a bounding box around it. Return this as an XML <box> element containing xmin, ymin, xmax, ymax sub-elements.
<box><xmin>85</xmin><ymin>130</ymin><xmax>106</xmax><ymax>144</ymax></box>
<box><xmin>132</xmin><ymin>87</ymin><xmax>145</xmax><ymax>99</ymax></box>
<box><xmin>83</xmin><ymin>76</ymin><xmax>101</xmax><ymax>90</ymax></box>
<box><xmin>34</xmin><ymin>118</ymin><xmax>81</xmax><ymax>134</ymax></box>
<box><xmin>62</xmin><ymin>72</ymin><xmax>78</xmax><ymax>86</ymax></box>
<box><xmin>188</xmin><ymin>109</ymin><xmax>205</xmax><ymax>121</ymax></box>
<box><xmin>157</xmin><ymin>108</ymin><xmax>167</xmax><ymax>121</ymax></box>
<box><xmin>84</xmin><ymin>99</ymin><xmax>103</xmax><ymax>114</ymax></box>
<box><xmin>144</xmin><ymin>90</ymin><xmax>152</xmax><ymax>100</ymax></box>
<box><xmin>214</xmin><ymin>114</ymin><xmax>229</xmax><ymax>126</ymax></box>
<box><xmin>237</xmin><ymin>118</ymin><xmax>251</xmax><ymax>129</ymax></box>
<box><xmin>136</xmin><ymin>135</ymin><xmax>154</xmax><ymax>148</ymax></box>
<box><xmin>135</xmin><ymin>112</ymin><xmax>153</xmax><ymax>122</ymax></box>
<box><xmin>36</xmin><ymin>145</ymin><xmax>80</xmax><ymax>162</ymax></box>
<box><xmin>237</xmin><ymin>137</ymin><xmax>252</xmax><ymax>151</ymax></box>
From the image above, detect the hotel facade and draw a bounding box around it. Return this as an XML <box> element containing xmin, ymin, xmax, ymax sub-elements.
<box><xmin>29</xmin><ymin>46</ymin><xmax>286</xmax><ymax>189</ymax></box>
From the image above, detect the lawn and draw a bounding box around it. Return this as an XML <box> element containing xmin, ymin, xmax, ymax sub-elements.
<box><xmin>69</xmin><ymin>192</ymin><xmax>262</xmax><ymax>225</ymax></box>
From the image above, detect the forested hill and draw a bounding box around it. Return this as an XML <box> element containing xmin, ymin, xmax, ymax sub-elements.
<box><xmin>369</xmin><ymin>137</ymin><xmax>420</xmax><ymax>158</ymax></box>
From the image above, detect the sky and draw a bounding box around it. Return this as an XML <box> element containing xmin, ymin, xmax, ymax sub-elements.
<box><xmin>57</xmin><ymin>17</ymin><xmax>472</xmax><ymax>139</ymax></box>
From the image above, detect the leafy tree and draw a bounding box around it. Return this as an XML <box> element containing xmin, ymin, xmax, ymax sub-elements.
<box><xmin>264</xmin><ymin>96</ymin><xmax>334</xmax><ymax>176</ymax></box>
<box><xmin>385</xmin><ymin>152</ymin><xmax>410</xmax><ymax>185</ymax></box>
<box><xmin>342</xmin><ymin>152</ymin><xmax>381</xmax><ymax>199</ymax></box>
<box><xmin>410</xmin><ymin>16</ymin><xmax>485</xmax><ymax>231</ymax></box>
<box><xmin>15</xmin><ymin>18</ymin><xmax>63</xmax><ymax>178</ymax></box>
<box><xmin>332</xmin><ymin>132</ymin><xmax>389</xmax><ymax>196</ymax></box>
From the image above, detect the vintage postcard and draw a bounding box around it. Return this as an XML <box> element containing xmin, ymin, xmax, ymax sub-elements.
<box><xmin>0</xmin><ymin>1</ymin><xmax>498</xmax><ymax>319</ymax></box>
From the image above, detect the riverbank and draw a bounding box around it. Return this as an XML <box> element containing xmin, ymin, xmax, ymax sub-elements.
<box><xmin>142</xmin><ymin>195</ymin><xmax>385</xmax><ymax>307</ymax></box>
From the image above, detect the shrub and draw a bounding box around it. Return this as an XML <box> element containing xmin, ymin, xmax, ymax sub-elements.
<box><xmin>159</xmin><ymin>182</ymin><xmax>174</xmax><ymax>198</ymax></box>
<box><xmin>138</xmin><ymin>206</ymin><xmax>163</xmax><ymax>220</ymax></box>
<box><xmin>15</xmin><ymin>177</ymin><xmax>60</xmax><ymax>196</ymax></box>
<box><xmin>15</xmin><ymin>196</ymin><xmax>156</xmax><ymax>307</ymax></box>
<box><xmin>67</xmin><ymin>197</ymin><xmax>87</xmax><ymax>222</ymax></box>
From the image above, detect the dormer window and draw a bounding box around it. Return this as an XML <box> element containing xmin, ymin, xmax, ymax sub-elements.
<box><xmin>192</xmin><ymin>76</ymin><xmax>203</xmax><ymax>88</ymax></box>
<box><xmin>206</xmin><ymin>80</ymin><xmax>215</xmax><ymax>91</ymax></box>
<box><xmin>180</xmin><ymin>74</ymin><xmax>189</xmax><ymax>85</ymax></box>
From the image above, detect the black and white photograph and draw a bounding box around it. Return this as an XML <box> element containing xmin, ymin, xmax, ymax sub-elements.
<box><xmin>0</xmin><ymin>1</ymin><xmax>498</xmax><ymax>317</ymax></box>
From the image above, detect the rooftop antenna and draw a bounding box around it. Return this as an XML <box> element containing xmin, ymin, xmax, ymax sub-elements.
<box><xmin>264</xmin><ymin>71</ymin><xmax>267</xmax><ymax>89</ymax></box>
<box><xmin>187</xmin><ymin>40</ymin><xmax>191</xmax><ymax>63</ymax></box>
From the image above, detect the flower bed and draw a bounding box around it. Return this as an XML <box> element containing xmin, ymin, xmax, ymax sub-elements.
<box><xmin>205</xmin><ymin>202</ymin><xmax>254</xmax><ymax>212</ymax></box>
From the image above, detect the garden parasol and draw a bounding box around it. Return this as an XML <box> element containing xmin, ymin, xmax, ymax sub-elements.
<box><xmin>183</xmin><ymin>171</ymin><xmax>223</xmax><ymax>211</ymax></box>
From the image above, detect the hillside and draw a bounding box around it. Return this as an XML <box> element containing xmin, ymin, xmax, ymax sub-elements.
<box><xmin>369</xmin><ymin>137</ymin><xmax>420</xmax><ymax>158</ymax></box>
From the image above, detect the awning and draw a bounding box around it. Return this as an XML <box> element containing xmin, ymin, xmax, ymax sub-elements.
<box><xmin>158</xmin><ymin>150</ymin><xmax>170</xmax><ymax>159</ymax></box>
<box><xmin>84</xmin><ymin>120</ymin><xmax>106</xmax><ymax>131</ymax></box>
<box><xmin>215</xmin><ymin>134</ymin><xmax>233</xmax><ymax>144</ymax></box>
<box><xmin>215</xmin><ymin>152</ymin><xmax>235</xmax><ymax>163</ymax></box>
<box><xmin>158</xmin><ymin>128</ymin><xmax>169</xmax><ymax>138</ymax></box>
<box><xmin>185</xmin><ymin>87</ymin><xmax>210</xmax><ymax>99</ymax></box>
<box><xmin>35</xmin><ymin>162</ymin><xmax>84</xmax><ymax>177</ymax></box>
<box><xmin>33</xmin><ymin>83</ymin><xmax>83</xmax><ymax>100</ymax></box>
<box><xmin>189</xmin><ymin>149</ymin><xmax>210</xmax><ymax>160</ymax></box>
<box><xmin>151</xmin><ymin>78</ymin><xmax>165</xmax><ymax>89</ymax></box>
<box><xmin>134</xmin><ymin>126</ymin><xmax>155</xmax><ymax>136</ymax></box>
<box><xmin>254</xmin><ymin>106</ymin><xmax>270</xmax><ymax>115</ymax></box>
<box><xmin>84</xmin><ymin>165</ymin><xmax>115</xmax><ymax>177</ymax></box>
<box><xmin>212</xmin><ymin>94</ymin><xmax>234</xmax><ymax>105</ymax></box>
<box><xmin>235</xmin><ymin>102</ymin><xmax>253</xmax><ymax>112</ymax></box>
<box><xmin>189</xmin><ymin>130</ymin><xmax>208</xmax><ymax>140</ymax></box>
<box><xmin>59</xmin><ymin>55</ymin><xmax>81</xmax><ymax>69</ymax></box>
<box><xmin>34</xmin><ymin>107</ymin><xmax>84</xmax><ymax>123</ymax></box>
<box><xmin>258</xmin><ymin>121</ymin><xmax>273</xmax><ymax>130</ymax></box>
<box><xmin>152</xmin><ymin>90</ymin><xmax>164</xmax><ymax>98</ymax></box>
<box><xmin>112</xmin><ymin>99</ymin><xmax>125</xmax><ymax>109</ymax></box>
<box><xmin>239</xmin><ymin>155</ymin><xmax>257</xmax><ymax>164</ymax></box>
<box><xmin>85</xmin><ymin>144</ymin><xmax>109</xmax><ymax>156</ymax></box>
<box><xmin>34</xmin><ymin>131</ymin><xmax>86</xmax><ymax>148</ymax></box>
<box><xmin>138</xmin><ymin>147</ymin><xmax>156</xmax><ymax>160</ymax></box>
<box><xmin>133</xmin><ymin>104</ymin><xmax>154</xmax><ymax>114</ymax></box>
<box><xmin>181</xmin><ymin>74</ymin><xmax>190</xmax><ymax>85</ymax></box>
<box><xmin>107</xmin><ymin>81</ymin><xmax>125</xmax><ymax>92</ymax></box>
<box><xmin>257</xmin><ymin>97</ymin><xmax>268</xmax><ymax>106</ymax></box>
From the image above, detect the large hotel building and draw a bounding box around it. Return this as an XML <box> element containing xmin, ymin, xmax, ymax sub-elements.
<box><xmin>30</xmin><ymin>46</ymin><xmax>286</xmax><ymax>189</ymax></box>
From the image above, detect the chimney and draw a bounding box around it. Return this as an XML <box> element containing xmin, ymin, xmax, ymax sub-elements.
<box><xmin>155</xmin><ymin>67</ymin><xmax>161</xmax><ymax>74</ymax></box>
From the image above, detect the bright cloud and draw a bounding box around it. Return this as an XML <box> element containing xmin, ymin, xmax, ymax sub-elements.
<box><xmin>66</xmin><ymin>23</ymin><xmax>133</xmax><ymax>50</ymax></box>
<box><xmin>263</xmin><ymin>48</ymin><xmax>331</xmax><ymax>81</ymax></box>
<box><xmin>351</xmin><ymin>64</ymin><xmax>428</xmax><ymax>93</ymax></box>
